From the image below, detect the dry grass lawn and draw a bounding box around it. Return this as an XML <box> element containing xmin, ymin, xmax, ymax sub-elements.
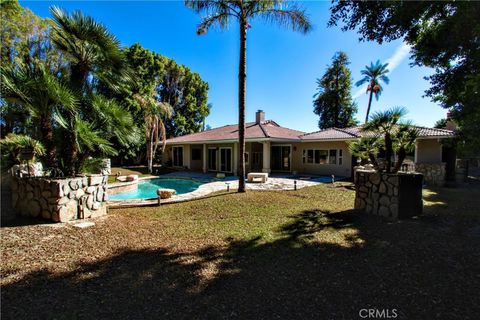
<box><xmin>1</xmin><ymin>183</ymin><xmax>479</xmax><ymax>319</ymax></box>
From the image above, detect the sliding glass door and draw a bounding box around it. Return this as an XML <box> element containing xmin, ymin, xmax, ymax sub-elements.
<box><xmin>208</xmin><ymin>148</ymin><xmax>217</xmax><ymax>171</ymax></box>
<box><xmin>220</xmin><ymin>148</ymin><xmax>232</xmax><ymax>172</ymax></box>
<box><xmin>172</xmin><ymin>147</ymin><xmax>183</xmax><ymax>167</ymax></box>
<box><xmin>271</xmin><ymin>146</ymin><xmax>291</xmax><ymax>171</ymax></box>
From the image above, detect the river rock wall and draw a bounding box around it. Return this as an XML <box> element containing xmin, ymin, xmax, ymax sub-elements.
<box><xmin>414</xmin><ymin>162</ymin><xmax>445</xmax><ymax>186</ymax></box>
<box><xmin>355</xmin><ymin>170</ymin><xmax>423</xmax><ymax>220</ymax></box>
<box><xmin>11</xmin><ymin>175</ymin><xmax>108</xmax><ymax>222</ymax></box>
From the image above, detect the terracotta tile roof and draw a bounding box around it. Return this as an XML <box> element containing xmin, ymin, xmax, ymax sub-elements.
<box><xmin>167</xmin><ymin>122</ymin><xmax>454</xmax><ymax>144</ymax></box>
<box><xmin>166</xmin><ymin>120</ymin><xmax>305</xmax><ymax>144</ymax></box>
<box><xmin>413</xmin><ymin>126</ymin><xmax>456</xmax><ymax>138</ymax></box>
<box><xmin>301</xmin><ymin>128</ymin><xmax>359</xmax><ymax>140</ymax></box>
<box><xmin>300</xmin><ymin>126</ymin><xmax>455</xmax><ymax>141</ymax></box>
<box><xmin>260</xmin><ymin>120</ymin><xmax>305</xmax><ymax>140</ymax></box>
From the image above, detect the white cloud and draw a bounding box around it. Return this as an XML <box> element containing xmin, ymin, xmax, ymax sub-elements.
<box><xmin>353</xmin><ymin>43</ymin><xmax>411</xmax><ymax>99</ymax></box>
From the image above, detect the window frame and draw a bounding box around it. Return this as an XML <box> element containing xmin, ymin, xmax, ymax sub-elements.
<box><xmin>303</xmin><ymin>148</ymin><xmax>341</xmax><ymax>165</ymax></box>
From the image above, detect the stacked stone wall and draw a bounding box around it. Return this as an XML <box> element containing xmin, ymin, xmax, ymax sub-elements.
<box><xmin>355</xmin><ymin>170</ymin><xmax>423</xmax><ymax>220</ymax></box>
<box><xmin>11</xmin><ymin>175</ymin><xmax>108</xmax><ymax>222</ymax></box>
<box><xmin>414</xmin><ymin>162</ymin><xmax>445</xmax><ymax>186</ymax></box>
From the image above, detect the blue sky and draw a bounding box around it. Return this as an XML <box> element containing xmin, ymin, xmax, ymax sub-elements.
<box><xmin>21</xmin><ymin>0</ymin><xmax>447</xmax><ymax>132</ymax></box>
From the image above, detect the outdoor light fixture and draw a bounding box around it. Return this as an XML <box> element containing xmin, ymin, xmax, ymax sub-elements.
<box><xmin>225</xmin><ymin>182</ymin><xmax>230</xmax><ymax>192</ymax></box>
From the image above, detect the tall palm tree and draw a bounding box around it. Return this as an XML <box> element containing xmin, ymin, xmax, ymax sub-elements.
<box><xmin>0</xmin><ymin>62</ymin><xmax>77</xmax><ymax>167</ymax></box>
<box><xmin>134</xmin><ymin>88</ymin><xmax>173</xmax><ymax>173</ymax></box>
<box><xmin>50</xmin><ymin>7</ymin><xmax>132</xmax><ymax>175</ymax></box>
<box><xmin>363</xmin><ymin>107</ymin><xmax>407</xmax><ymax>173</ymax></box>
<box><xmin>185</xmin><ymin>0</ymin><xmax>311</xmax><ymax>192</ymax></box>
<box><xmin>356</xmin><ymin>60</ymin><xmax>389</xmax><ymax>123</ymax></box>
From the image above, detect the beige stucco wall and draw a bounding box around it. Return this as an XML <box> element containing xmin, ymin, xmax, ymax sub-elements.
<box><xmin>190</xmin><ymin>145</ymin><xmax>203</xmax><ymax>170</ymax></box>
<box><xmin>165</xmin><ymin>141</ymin><xmax>352</xmax><ymax>177</ymax></box>
<box><xmin>290</xmin><ymin>141</ymin><xmax>352</xmax><ymax>178</ymax></box>
<box><xmin>162</xmin><ymin>146</ymin><xmax>172</xmax><ymax>165</ymax></box>
<box><xmin>416</xmin><ymin>139</ymin><xmax>442</xmax><ymax>163</ymax></box>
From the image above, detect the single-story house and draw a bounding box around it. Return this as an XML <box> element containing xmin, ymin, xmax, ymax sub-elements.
<box><xmin>164</xmin><ymin>111</ymin><xmax>455</xmax><ymax>183</ymax></box>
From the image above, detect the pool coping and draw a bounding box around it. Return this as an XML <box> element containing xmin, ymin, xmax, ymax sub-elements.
<box><xmin>107</xmin><ymin>175</ymin><xmax>326</xmax><ymax>208</ymax></box>
<box><xmin>108</xmin><ymin>177</ymin><xmax>240</xmax><ymax>208</ymax></box>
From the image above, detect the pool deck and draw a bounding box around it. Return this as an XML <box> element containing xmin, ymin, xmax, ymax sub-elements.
<box><xmin>108</xmin><ymin>172</ymin><xmax>340</xmax><ymax>208</ymax></box>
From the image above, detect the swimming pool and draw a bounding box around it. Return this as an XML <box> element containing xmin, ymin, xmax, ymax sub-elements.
<box><xmin>109</xmin><ymin>178</ymin><xmax>204</xmax><ymax>200</ymax></box>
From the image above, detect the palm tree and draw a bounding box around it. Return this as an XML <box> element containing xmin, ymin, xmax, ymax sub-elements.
<box><xmin>363</xmin><ymin>107</ymin><xmax>407</xmax><ymax>173</ymax></box>
<box><xmin>50</xmin><ymin>7</ymin><xmax>132</xmax><ymax>175</ymax></box>
<box><xmin>356</xmin><ymin>60</ymin><xmax>389</xmax><ymax>123</ymax></box>
<box><xmin>0</xmin><ymin>62</ymin><xmax>76</xmax><ymax>167</ymax></box>
<box><xmin>392</xmin><ymin>124</ymin><xmax>418</xmax><ymax>173</ymax></box>
<box><xmin>0</xmin><ymin>133</ymin><xmax>46</xmax><ymax>164</ymax></box>
<box><xmin>348</xmin><ymin>137</ymin><xmax>380</xmax><ymax>168</ymax></box>
<box><xmin>185</xmin><ymin>0</ymin><xmax>311</xmax><ymax>192</ymax></box>
<box><xmin>134</xmin><ymin>87</ymin><xmax>173</xmax><ymax>173</ymax></box>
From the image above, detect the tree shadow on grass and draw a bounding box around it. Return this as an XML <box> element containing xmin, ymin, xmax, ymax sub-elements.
<box><xmin>2</xmin><ymin>208</ymin><xmax>480</xmax><ymax>319</ymax></box>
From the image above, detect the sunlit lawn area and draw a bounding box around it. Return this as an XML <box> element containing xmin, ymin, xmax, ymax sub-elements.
<box><xmin>1</xmin><ymin>184</ymin><xmax>479</xmax><ymax>319</ymax></box>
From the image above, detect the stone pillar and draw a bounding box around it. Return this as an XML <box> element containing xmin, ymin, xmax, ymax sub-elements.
<box><xmin>184</xmin><ymin>144</ymin><xmax>190</xmax><ymax>169</ymax></box>
<box><xmin>414</xmin><ymin>141</ymin><xmax>418</xmax><ymax>163</ymax></box>
<box><xmin>354</xmin><ymin>170</ymin><xmax>423</xmax><ymax>220</ymax></box>
<box><xmin>262</xmin><ymin>141</ymin><xmax>271</xmax><ymax>173</ymax></box>
<box><xmin>353</xmin><ymin>165</ymin><xmax>365</xmax><ymax>184</ymax></box>
<box><xmin>101</xmin><ymin>158</ymin><xmax>111</xmax><ymax>175</ymax></box>
<box><xmin>202</xmin><ymin>144</ymin><xmax>207</xmax><ymax>173</ymax></box>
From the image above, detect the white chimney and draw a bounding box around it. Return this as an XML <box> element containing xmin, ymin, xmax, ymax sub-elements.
<box><xmin>256</xmin><ymin>110</ymin><xmax>265</xmax><ymax>124</ymax></box>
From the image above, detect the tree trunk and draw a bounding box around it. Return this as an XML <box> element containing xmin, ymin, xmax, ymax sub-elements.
<box><xmin>65</xmin><ymin>128</ymin><xmax>78</xmax><ymax>177</ymax></box>
<box><xmin>65</xmin><ymin>64</ymin><xmax>87</xmax><ymax>177</ymax></box>
<box><xmin>237</xmin><ymin>21</ymin><xmax>247</xmax><ymax>192</ymax></box>
<box><xmin>39</xmin><ymin>114</ymin><xmax>56</xmax><ymax>168</ymax></box>
<box><xmin>368</xmin><ymin>153</ymin><xmax>379</xmax><ymax>169</ymax></box>
<box><xmin>385</xmin><ymin>132</ymin><xmax>392</xmax><ymax>173</ymax></box>
<box><xmin>392</xmin><ymin>147</ymin><xmax>406</xmax><ymax>173</ymax></box>
<box><xmin>364</xmin><ymin>84</ymin><xmax>374</xmax><ymax>124</ymax></box>
<box><xmin>147</xmin><ymin>126</ymin><xmax>154</xmax><ymax>174</ymax></box>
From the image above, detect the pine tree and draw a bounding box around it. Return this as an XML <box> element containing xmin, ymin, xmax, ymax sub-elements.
<box><xmin>313</xmin><ymin>52</ymin><xmax>357</xmax><ymax>129</ymax></box>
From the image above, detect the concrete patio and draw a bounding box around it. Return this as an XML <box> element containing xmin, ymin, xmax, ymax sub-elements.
<box><xmin>108</xmin><ymin>171</ymin><xmax>339</xmax><ymax>208</ymax></box>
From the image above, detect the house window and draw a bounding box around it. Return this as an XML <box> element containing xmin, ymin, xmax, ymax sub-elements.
<box><xmin>172</xmin><ymin>147</ymin><xmax>183</xmax><ymax>167</ymax></box>
<box><xmin>306</xmin><ymin>150</ymin><xmax>314</xmax><ymax>164</ymax></box>
<box><xmin>244</xmin><ymin>152</ymin><xmax>249</xmax><ymax>164</ymax></box>
<box><xmin>338</xmin><ymin>149</ymin><xmax>343</xmax><ymax>165</ymax></box>
<box><xmin>191</xmin><ymin>148</ymin><xmax>201</xmax><ymax>161</ymax></box>
<box><xmin>329</xmin><ymin>149</ymin><xmax>337</xmax><ymax>164</ymax></box>
<box><xmin>303</xmin><ymin>149</ymin><xmax>340</xmax><ymax>165</ymax></box>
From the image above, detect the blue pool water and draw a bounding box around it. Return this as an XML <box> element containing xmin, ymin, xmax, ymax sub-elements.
<box><xmin>110</xmin><ymin>178</ymin><xmax>204</xmax><ymax>200</ymax></box>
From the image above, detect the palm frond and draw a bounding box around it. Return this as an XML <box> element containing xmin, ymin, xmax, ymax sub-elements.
<box><xmin>196</xmin><ymin>12</ymin><xmax>230</xmax><ymax>35</ymax></box>
<box><xmin>363</xmin><ymin>106</ymin><xmax>408</xmax><ymax>132</ymax></box>
<box><xmin>74</xmin><ymin>116</ymin><xmax>117</xmax><ymax>156</ymax></box>
<box><xmin>0</xmin><ymin>133</ymin><xmax>46</xmax><ymax>162</ymax></box>
<box><xmin>258</xmin><ymin>5</ymin><xmax>312</xmax><ymax>34</ymax></box>
<box><xmin>355</xmin><ymin>76</ymin><xmax>369</xmax><ymax>87</ymax></box>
